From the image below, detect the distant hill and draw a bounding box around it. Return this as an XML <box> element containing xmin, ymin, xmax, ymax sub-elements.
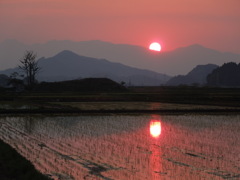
<box><xmin>34</xmin><ymin>78</ymin><xmax>127</xmax><ymax>93</ymax></box>
<box><xmin>207</xmin><ymin>62</ymin><xmax>240</xmax><ymax>87</ymax></box>
<box><xmin>1</xmin><ymin>40</ymin><xmax>240</xmax><ymax>75</ymax></box>
<box><xmin>166</xmin><ymin>64</ymin><xmax>218</xmax><ymax>86</ymax></box>
<box><xmin>0</xmin><ymin>50</ymin><xmax>170</xmax><ymax>86</ymax></box>
<box><xmin>0</xmin><ymin>74</ymin><xmax>10</xmax><ymax>88</ymax></box>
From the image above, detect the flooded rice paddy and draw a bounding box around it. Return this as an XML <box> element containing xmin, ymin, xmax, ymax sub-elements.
<box><xmin>0</xmin><ymin>114</ymin><xmax>240</xmax><ymax>180</ymax></box>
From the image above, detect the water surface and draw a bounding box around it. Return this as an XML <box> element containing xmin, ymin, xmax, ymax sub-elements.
<box><xmin>0</xmin><ymin>115</ymin><xmax>239</xmax><ymax>179</ymax></box>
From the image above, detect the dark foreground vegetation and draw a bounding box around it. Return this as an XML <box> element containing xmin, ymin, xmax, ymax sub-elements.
<box><xmin>130</xmin><ymin>86</ymin><xmax>240</xmax><ymax>107</ymax></box>
<box><xmin>1</xmin><ymin>77</ymin><xmax>240</xmax><ymax>108</ymax></box>
<box><xmin>0</xmin><ymin>139</ymin><xmax>50</xmax><ymax>180</ymax></box>
<box><xmin>0</xmin><ymin>76</ymin><xmax>240</xmax><ymax>115</ymax></box>
<box><xmin>207</xmin><ymin>62</ymin><xmax>240</xmax><ymax>87</ymax></box>
<box><xmin>0</xmin><ymin>85</ymin><xmax>240</xmax><ymax>114</ymax></box>
<box><xmin>34</xmin><ymin>78</ymin><xmax>127</xmax><ymax>93</ymax></box>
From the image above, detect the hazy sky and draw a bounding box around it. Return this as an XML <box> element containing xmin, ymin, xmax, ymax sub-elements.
<box><xmin>1</xmin><ymin>0</ymin><xmax>240</xmax><ymax>53</ymax></box>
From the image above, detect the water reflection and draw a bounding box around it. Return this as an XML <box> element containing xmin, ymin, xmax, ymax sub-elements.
<box><xmin>149</xmin><ymin>117</ymin><xmax>162</xmax><ymax>179</ymax></box>
<box><xmin>1</xmin><ymin>115</ymin><xmax>240</xmax><ymax>179</ymax></box>
<box><xmin>24</xmin><ymin>117</ymin><xmax>35</xmax><ymax>134</ymax></box>
<box><xmin>150</xmin><ymin>120</ymin><xmax>161</xmax><ymax>138</ymax></box>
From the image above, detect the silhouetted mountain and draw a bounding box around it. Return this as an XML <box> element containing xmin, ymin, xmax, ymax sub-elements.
<box><xmin>207</xmin><ymin>62</ymin><xmax>240</xmax><ymax>87</ymax></box>
<box><xmin>0</xmin><ymin>50</ymin><xmax>170</xmax><ymax>86</ymax></box>
<box><xmin>166</xmin><ymin>64</ymin><xmax>218</xmax><ymax>86</ymax></box>
<box><xmin>34</xmin><ymin>78</ymin><xmax>127</xmax><ymax>92</ymax></box>
<box><xmin>1</xmin><ymin>40</ymin><xmax>239</xmax><ymax>75</ymax></box>
<box><xmin>0</xmin><ymin>74</ymin><xmax>10</xmax><ymax>87</ymax></box>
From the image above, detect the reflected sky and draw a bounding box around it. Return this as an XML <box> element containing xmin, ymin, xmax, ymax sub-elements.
<box><xmin>0</xmin><ymin>115</ymin><xmax>240</xmax><ymax>180</ymax></box>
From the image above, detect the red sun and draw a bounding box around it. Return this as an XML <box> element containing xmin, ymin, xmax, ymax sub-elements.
<box><xmin>149</xmin><ymin>42</ymin><xmax>161</xmax><ymax>52</ymax></box>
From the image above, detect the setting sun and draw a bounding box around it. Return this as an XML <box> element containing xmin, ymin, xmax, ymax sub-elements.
<box><xmin>149</xmin><ymin>42</ymin><xmax>161</xmax><ymax>52</ymax></box>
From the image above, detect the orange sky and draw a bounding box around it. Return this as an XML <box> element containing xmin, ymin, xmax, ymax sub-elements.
<box><xmin>0</xmin><ymin>0</ymin><xmax>240</xmax><ymax>53</ymax></box>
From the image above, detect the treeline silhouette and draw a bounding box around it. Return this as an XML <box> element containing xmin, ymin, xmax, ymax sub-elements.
<box><xmin>34</xmin><ymin>78</ymin><xmax>127</xmax><ymax>93</ymax></box>
<box><xmin>207</xmin><ymin>62</ymin><xmax>240</xmax><ymax>87</ymax></box>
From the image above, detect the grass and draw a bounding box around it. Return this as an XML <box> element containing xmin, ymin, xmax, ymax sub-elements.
<box><xmin>0</xmin><ymin>139</ymin><xmax>50</xmax><ymax>180</ymax></box>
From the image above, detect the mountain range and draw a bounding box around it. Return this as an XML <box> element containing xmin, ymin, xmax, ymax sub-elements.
<box><xmin>207</xmin><ymin>62</ymin><xmax>240</xmax><ymax>87</ymax></box>
<box><xmin>1</xmin><ymin>50</ymin><xmax>170</xmax><ymax>86</ymax></box>
<box><xmin>166</xmin><ymin>64</ymin><xmax>219</xmax><ymax>86</ymax></box>
<box><xmin>1</xmin><ymin>39</ymin><xmax>240</xmax><ymax>75</ymax></box>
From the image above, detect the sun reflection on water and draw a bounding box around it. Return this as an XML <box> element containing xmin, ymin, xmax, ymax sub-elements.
<box><xmin>149</xmin><ymin>118</ymin><xmax>162</xmax><ymax>179</ymax></box>
<box><xmin>1</xmin><ymin>115</ymin><xmax>239</xmax><ymax>179</ymax></box>
<box><xmin>150</xmin><ymin>120</ymin><xmax>161</xmax><ymax>138</ymax></box>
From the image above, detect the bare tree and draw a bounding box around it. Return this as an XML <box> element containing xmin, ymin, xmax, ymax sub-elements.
<box><xmin>19</xmin><ymin>50</ymin><xmax>40</xmax><ymax>88</ymax></box>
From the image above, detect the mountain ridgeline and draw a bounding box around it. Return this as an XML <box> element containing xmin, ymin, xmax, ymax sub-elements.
<box><xmin>1</xmin><ymin>40</ymin><xmax>240</xmax><ymax>75</ymax></box>
<box><xmin>166</xmin><ymin>62</ymin><xmax>240</xmax><ymax>87</ymax></box>
<box><xmin>1</xmin><ymin>50</ymin><xmax>170</xmax><ymax>86</ymax></box>
<box><xmin>207</xmin><ymin>62</ymin><xmax>240</xmax><ymax>87</ymax></box>
<box><xmin>1</xmin><ymin>49</ymin><xmax>239</xmax><ymax>88</ymax></box>
<box><xmin>0</xmin><ymin>41</ymin><xmax>240</xmax><ymax>87</ymax></box>
<box><xmin>166</xmin><ymin>64</ymin><xmax>218</xmax><ymax>86</ymax></box>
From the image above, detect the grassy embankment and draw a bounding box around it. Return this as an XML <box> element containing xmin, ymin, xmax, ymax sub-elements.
<box><xmin>0</xmin><ymin>139</ymin><xmax>50</xmax><ymax>180</ymax></box>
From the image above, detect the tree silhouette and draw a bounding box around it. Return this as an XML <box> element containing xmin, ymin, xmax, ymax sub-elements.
<box><xmin>207</xmin><ymin>62</ymin><xmax>240</xmax><ymax>87</ymax></box>
<box><xmin>19</xmin><ymin>51</ymin><xmax>40</xmax><ymax>88</ymax></box>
